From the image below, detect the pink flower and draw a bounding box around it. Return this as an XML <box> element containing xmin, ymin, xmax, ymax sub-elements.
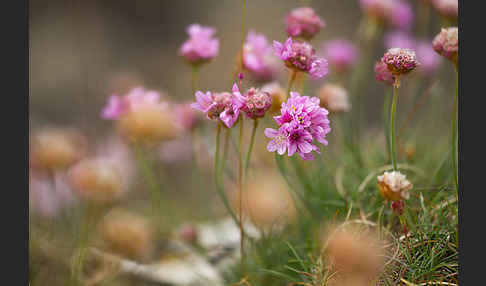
<box><xmin>384</xmin><ymin>31</ymin><xmax>415</xmax><ymax>49</ymax></box>
<box><xmin>415</xmin><ymin>40</ymin><xmax>441</xmax><ymax>74</ymax></box>
<box><xmin>232</xmin><ymin>84</ymin><xmax>272</xmax><ymax>119</ymax></box>
<box><xmin>175</xmin><ymin>101</ymin><xmax>201</xmax><ymax>132</ymax></box>
<box><xmin>321</xmin><ymin>39</ymin><xmax>358</xmax><ymax>73</ymax></box>
<box><xmin>273</xmin><ymin>37</ymin><xmax>329</xmax><ymax>79</ymax></box>
<box><xmin>179</xmin><ymin>24</ymin><xmax>219</xmax><ymax>65</ymax></box>
<box><xmin>375</xmin><ymin>61</ymin><xmax>396</xmax><ymax>85</ymax></box>
<box><xmin>432</xmin><ymin>0</ymin><xmax>458</xmax><ymax>20</ymax></box>
<box><xmin>243</xmin><ymin>30</ymin><xmax>280</xmax><ymax>80</ymax></box>
<box><xmin>285</xmin><ymin>7</ymin><xmax>325</xmax><ymax>39</ymax></box>
<box><xmin>265</xmin><ymin>92</ymin><xmax>330</xmax><ymax>160</ymax></box>
<box><xmin>359</xmin><ymin>0</ymin><xmax>413</xmax><ymax>30</ymax></box>
<box><xmin>191</xmin><ymin>90</ymin><xmax>242</xmax><ymax>128</ymax></box>
<box><xmin>433</xmin><ymin>27</ymin><xmax>458</xmax><ymax>65</ymax></box>
<box><xmin>381</xmin><ymin>48</ymin><xmax>419</xmax><ymax>76</ymax></box>
<box><xmin>101</xmin><ymin>87</ymin><xmax>168</xmax><ymax>120</ymax></box>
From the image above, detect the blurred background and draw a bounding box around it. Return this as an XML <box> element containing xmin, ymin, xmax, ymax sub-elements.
<box><xmin>30</xmin><ymin>0</ymin><xmax>458</xmax><ymax>285</ymax></box>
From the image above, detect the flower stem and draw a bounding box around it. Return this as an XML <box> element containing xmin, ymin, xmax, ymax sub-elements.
<box><xmin>384</xmin><ymin>88</ymin><xmax>392</xmax><ymax>164</ymax></box>
<box><xmin>390</xmin><ymin>79</ymin><xmax>400</xmax><ymax>171</ymax></box>
<box><xmin>238</xmin><ymin>117</ymin><xmax>245</xmax><ymax>274</ymax></box>
<box><xmin>239</xmin><ymin>0</ymin><xmax>246</xmax><ymax>73</ymax></box>
<box><xmin>213</xmin><ymin>123</ymin><xmax>239</xmax><ymax>225</ymax></box>
<box><xmin>286</xmin><ymin>70</ymin><xmax>298</xmax><ymax>99</ymax></box>
<box><xmin>399</xmin><ymin>214</ymin><xmax>413</xmax><ymax>262</ymax></box>
<box><xmin>452</xmin><ymin>69</ymin><xmax>458</xmax><ymax>190</ymax></box>
<box><xmin>244</xmin><ymin>119</ymin><xmax>259</xmax><ymax>176</ymax></box>
<box><xmin>192</xmin><ymin>66</ymin><xmax>199</xmax><ymax>95</ymax></box>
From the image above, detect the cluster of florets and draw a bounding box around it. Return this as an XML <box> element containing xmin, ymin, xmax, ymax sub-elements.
<box><xmin>265</xmin><ymin>92</ymin><xmax>331</xmax><ymax>160</ymax></box>
<box><xmin>433</xmin><ymin>27</ymin><xmax>458</xmax><ymax>65</ymax></box>
<box><xmin>377</xmin><ymin>171</ymin><xmax>412</xmax><ymax>201</ymax></box>
<box><xmin>233</xmin><ymin>84</ymin><xmax>272</xmax><ymax>119</ymax></box>
<box><xmin>191</xmin><ymin>90</ymin><xmax>241</xmax><ymax>128</ymax></box>
<box><xmin>179</xmin><ymin>24</ymin><xmax>219</xmax><ymax>65</ymax></box>
<box><xmin>359</xmin><ymin>0</ymin><xmax>413</xmax><ymax>30</ymax></box>
<box><xmin>381</xmin><ymin>48</ymin><xmax>419</xmax><ymax>76</ymax></box>
<box><xmin>273</xmin><ymin>37</ymin><xmax>329</xmax><ymax>79</ymax></box>
<box><xmin>384</xmin><ymin>31</ymin><xmax>441</xmax><ymax>74</ymax></box>
<box><xmin>285</xmin><ymin>7</ymin><xmax>325</xmax><ymax>40</ymax></box>
<box><xmin>432</xmin><ymin>0</ymin><xmax>458</xmax><ymax>20</ymax></box>
<box><xmin>242</xmin><ymin>30</ymin><xmax>280</xmax><ymax>80</ymax></box>
<box><xmin>321</xmin><ymin>39</ymin><xmax>358</xmax><ymax>73</ymax></box>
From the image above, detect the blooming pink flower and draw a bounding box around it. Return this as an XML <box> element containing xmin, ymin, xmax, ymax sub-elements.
<box><xmin>179</xmin><ymin>24</ymin><xmax>219</xmax><ymax>65</ymax></box>
<box><xmin>265</xmin><ymin>92</ymin><xmax>330</xmax><ymax>160</ymax></box>
<box><xmin>232</xmin><ymin>83</ymin><xmax>272</xmax><ymax>119</ymax></box>
<box><xmin>375</xmin><ymin>61</ymin><xmax>396</xmax><ymax>85</ymax></box>
<box><xmin>191</xmin><ymin>89</ymin><xmax>242</xmax><ymax>128</ymax></box>
<box><xmin>243</xmin><ymin>30</ymin><xmax>280</xmax><ymax>80</ymax></box>
<box><xmin>321</xmin><ymin>39</ymin><xmax>358</xmax><ymax>73</ymax></box>
<box><xmin>273</xmin><ymin>37</ymin><xmax>329</xmax><ymax>79</ymax></box>
<box><xmin>285</xmin><ymin>7</ymin><xmax>325</xmax><ymax>39</ymax></box>
<box><xmin>381</xmin><ymin>48</ymin><xmax>419</xmax><ymax>76</ymax></box>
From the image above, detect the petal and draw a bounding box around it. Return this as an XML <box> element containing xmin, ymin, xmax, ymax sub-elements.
<box><xmin>273</xmin><ymin>40</ymin><xmax>283</xmax><ymax>57</ymax></box>
<box><xmin>264</xmin><ymin>128</ymin><xmax>279</xmax><ymax>138</ymax></box>
<box><xmin>266</xmin><ymin>140</ymin><xmax>278</xmax><ymax>152</ymax></box>
<box><xmin>288</xmin><ymin>142</ymin><xmax>297</xmax><ymax>156</ymax></box>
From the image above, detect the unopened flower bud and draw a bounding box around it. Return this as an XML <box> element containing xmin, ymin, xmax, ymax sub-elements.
<box><xmin>377</xmin><ymin>171</ymin><xmax>412</xmax><ymax>201</ymax></box>
<box><xmin>433</xmin><ymin>27</ymin><xmax>458</xmax><ymax>66</ymax></box>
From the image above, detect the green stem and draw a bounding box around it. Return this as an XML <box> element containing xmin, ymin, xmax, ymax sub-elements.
<box><xmin>237</xmin><ymin>117</ymin><xmax>245</xmax><ymax>274</ymax></box>
<box><xmin>390</xmin><ymin>80</ymin><xmax>400</xmax><ymax>171</ymax></box>
<box><xmin>286</xmin><ymin>70</ymin><xmax>298</xmax><ymax>99</ymax></box>
<box><xmin>452</xmin><ymin>69</ymin><xmax>458</xmax><ymax>190</ymax></box>
<box><xmin>192</xmin><ymin>66</ymin><xmax>199</xmax><ymax>95</ymax></box>
<box><xmin>384</xmin><ymin>88</ymin><xmax>392</xmax><ymax>164</ymax></box>
<box><xmin>244</xmin><ymin>119</ymin><xmax>259</xmax><ymax>176</ymax></box>
<box><xmin>135</xmin><ymin>145</ymin><xmax>163</xmax><ymax>220</ymax></box>
<box><xmin>213</xmin><ymin>123</ymin><xmax>239</xmax><ymax>225</ymax></box>
<box><xmin>239</xmin><ymin>0</ymin><xmax>246</xmax><ymax>73</ymax></box>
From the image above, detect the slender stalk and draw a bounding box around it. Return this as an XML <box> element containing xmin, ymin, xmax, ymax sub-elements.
<box><xmin>384</xmin><ymin>88</ymin><xmax>392</xmax><ymax>164</ymax></box>
<box><xmin>390</xmin><ymin>78</ymin><xmax>400</xmax><ymax>170</ymax></box>
<box><xmin>239</xmin><ymin>0</ymin><xmax>246</xmax><ymax>73</ymax></box>
<box><xmin>237</xmin><ymin>117</ymin><xmax>245</xmax><ymax>274</ymax></box>
<box><xmin>221</xmin><ymin>127</ymin><xmax>231</xmax><ymax>175</ymax></box>
<box><xmin>399</xmin><ymin>215</ymin><xmax>413</xmax><ymax>262</ymax></box>
<box><xmin>286</xmin><ymin>70</ymin><xmax>298</xmax><ymax>99</ymax></box>
<box><xmin>135</xmin><ymin>145</ymin><xmax>163</xmax><ymax>220</ymax></box>
<box><xmin>451</xmin><ymin>69</ymin><xmax>458</xmax><ymax>190</ymax></box>
<box><xmin>213</xmin><ymin>123</ymin><xmax>239</xmax><ymax>224</ymax></box>
<box><xmin>191</xmin><ymin>66</ymin><xmax>199</xmax><ymax>94</ymax></box>
<box><xmin>244</xmin><ymin>119</ymin><xmax>259</xmax><ymax>176</ymax></box>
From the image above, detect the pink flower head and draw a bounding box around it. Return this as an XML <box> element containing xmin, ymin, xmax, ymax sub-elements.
<box><xmin>175</xmin><ymin>101</ymin><xmax>201</xmax><ymax>132</ymax></box>
<box><xmin>179</xmin><ymin>24</ymin><xmax>219</xmax><ymax>65</ymax></box>
<box><xmin>415</xmin><ymin>40</ymin><xmax>441</xmax><ymax>74</ymax></box>
<box><xmin>243</xmin><ymin>30</ymin><xmax>280</xmax><ymax>80</ymax></box>
<box><xmin>375</xmin><ymin>61</ymin><xmax>396</xmax><ymax>85</ymax></box>
<box><xmin>285</xmin><ymin>7</ymin><xmax>325</xmax><ymax>39</ymax></box>
<box><xmin>101</xmin><ymin>87</ymin><xmax>167</xmax><ymax>120</ymax></box>
<box><xmin>265</xmin><ymin>92</ymin><xmax>330</xmax><ymax>160</ymax></box>
<box><xmin>432</xmin><ymin>0</ymin><xmax>458</xmax><ymax>20</ymax></box>
<box><xmin>321</xmin><ymin>39</ymin><xmax>358</xmax><ymax>73</ymax></box>
<box><xmin>273</xmin><ymin>37</ymin><xmax>329</xmax><ymax>79</ymax></box>
<box><xmin>384</xmin><ymin>31</ymin><xmax>415</xmax><ymax>49</ymax></box>
<box><xmin>232</xmin><ymin>83</ymin><xmax>272</xmax><ymax>119</ymax></box>
<box><xmin>381</xmin><ymin>48</ymin><xmax>419</xmax><ymax>76</ymax></box>
<box><xmin>433</xmin><ymin>27</ymin><xmax>458</xmax><ymax>65</ymax></box>
<box><xmin>191</xmin><ymin>89</ymin><xmax>242</xmax><ymax>128</ymax></box>
<box><xmin>359</xmin><ymin>0</ymin><xmax>413</xmax><ymax>30</ymax></box>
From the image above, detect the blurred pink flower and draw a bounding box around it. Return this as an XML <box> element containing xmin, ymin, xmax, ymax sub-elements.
<box><xmin>415</xmin><ymin>40</ymin><xmax>441</xmax><ymax>74</ymax></box>
<box><xmin>285</xmin><ymin>7</ymin><xmax>325</xmax><ymax>39</ymax></box>
<box><xmin>432</xmin><ymin>0</ymin><xmax>458</xmax><ymax>20</ymax></box>
<box><xmin>30</xmin><ymin>172</ymin><xmax>75</xmax><ymax>218</ymax></box>
<box><xmin>433</xmin><ymin>27</ymin><xmax>458</xmax><ymax>65</ymax></box>
<box><xmin>273</xmin><ymin>37</ymin><xmax>329</xmax><ymax>79</ymax></box>
<box><xmin>321</xmin><ymin>39</ymin><xmax>358</xmax><ymax>73</ymax></box>
<box><xmin>384</xmin><ymin>31</ymin><xmax>415</xmax><ymax>49</ymax></box>
<box><xmin>160</xmin><ymin>136</ymin><xmax>194</xmax><ymax>165</ymax></box>
<box><xmin>175</xmin><ymin>101</ymin><xmax>201</xmax><ymax>132</ymax></box>
<box><xmin>179</xmin><ymin>24</ymin><xmax>219</xmax><ymax>65</ymax></box>
<box><xmin>243</xmin><ymin>30</ymin><xmax>279</xmax><ymax>80</ymax></box>
<box><xmin>359</xmin><ymin>0</ymin><xmax>413</xmax><ymax>30</ymax></box>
